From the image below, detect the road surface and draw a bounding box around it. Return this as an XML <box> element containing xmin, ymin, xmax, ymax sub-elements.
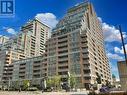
<box><xmin>0</xmin><ymin>91</ymin><xmax>88</xmax><ymax>95</ymax></box>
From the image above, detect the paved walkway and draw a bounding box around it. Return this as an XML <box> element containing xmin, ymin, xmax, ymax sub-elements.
<box><xmin>0</xmin><ymin>91</ymin><xmax>88</xmax><ymax>95</ymax></box>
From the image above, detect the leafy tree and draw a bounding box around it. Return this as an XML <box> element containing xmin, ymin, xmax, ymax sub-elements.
<box><xmin>47</xmin><ymin>78</ymin><xmax>54</xmax><ymax>87</ymax></box>
<box><xmin>53</xmin><ymin>75</ymin><xmax>61</xmax><ymax>90</ymax></box>
<box><xmin>70</xmin><ymin>74</ymin><xmax>76</xmax><ymax>89</ymax></box>
<box><xmin>46</xmin><ymin>75</ymin><xmax>61</xmax><ymax>90</ymax></box>
<box><xmin>23</xmin><ymin>80</ymin><xmax>30</xmax><ymax>90</ymax></box>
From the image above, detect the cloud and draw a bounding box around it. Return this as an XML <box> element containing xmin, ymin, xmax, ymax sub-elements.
<box><xmin>105</xmin><ymin>42</ymin><xmax>114</xmax><ymax>53</ymax></box>
<box><xmin>6</xmin><ymin>28</ymin><xmax>16</xmax><ymax>34</ymax></box>
<box><xmin>98</xmin><ymin>17</ymin><xmax>102</xmax><ymax>23</ymax></box>
<box><xmin>114</xmin><ymin>44</ymin><xmax>127</xmax><ymax>54</ymax></box>
<box><xmin>35</xmin><ymin>13</ymin><xmax>58</xmax><ymax>28</ymax></box>
<box><xmin>102</xmin><ymin>23</ymin><xmax>127</xmax><ymax>42</ymax></box>
<box><xmin>98</xmin><ymin>17</ymin><xmax>127</xmax><ymax>42</ymax></box>
<box><xmin>3</xmin><ymin>27</ymin><xmax>17</xmax><ymax>35</ymax></box>
<box><xmin>114</xmin><ymin>47</ymin><xmax>121</xmax><ymax>53</ymax></box>
<box><xmin>107</xmin><ymin>52</ymin><xmax>124</xmax><ymax>60</ymax></box>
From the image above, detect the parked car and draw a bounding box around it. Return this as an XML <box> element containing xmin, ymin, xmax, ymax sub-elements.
<box><xmin>99</xmin><ymin>86</ymin><xmax>110</xmax><ymax>93</ymax></box>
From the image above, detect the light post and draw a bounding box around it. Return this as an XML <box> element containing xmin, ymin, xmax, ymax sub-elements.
<box><xmin>67</xmin><ymin>71</ymin><xmax>71</xmax><ymax>91</ymax></box>
<box><xmin>43</xmin><ymin>77</ymin><xmax>47</xmax><ymax>89</ymax></box>
<box><xmin>27</xmin><ymin>81</ymin><xmax>30</xmax><ymax>90</ymax></box>
<box><xmin>8</xmin><ymin>77</ymin><xmax>10</xmax><ymax>90</ymax></box>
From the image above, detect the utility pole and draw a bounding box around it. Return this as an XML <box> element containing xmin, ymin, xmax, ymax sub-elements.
<box><xmin>118</xmin><ymin>25</ymin><xmax>127</xmax><ymax>65</ymax></box>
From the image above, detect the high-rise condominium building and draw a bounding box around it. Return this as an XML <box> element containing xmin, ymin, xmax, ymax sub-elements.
<box><xmin>46</xmin><ymin>2</ymin><xmax>111</xmax><ymax>89</ymax></box>
<box><xmin>0</xmin><ymin>18</ymin><xmax>50</xmax><ymax>85</ymax></box>
<box><xmin>118</xmin><ymin>61</ymin><xmax>127</xmax><ymax>91</ymax></box>
<box><xmin>0</xmin><ymin>36</ymin><xmax>9</xmax><ymax>45</ymax></box>
<box><xmin>0</xmin><ymin>18</ymin><xmax>50</xmax><ymax>64</ymax></box>
<box><xmin>20</xmin><ymin>18</ymin><xmax>50</xmax><ymax>57</ymax></box>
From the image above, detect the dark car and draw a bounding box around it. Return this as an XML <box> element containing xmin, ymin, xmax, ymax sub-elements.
<box><xmin>100</xmin><ymin>86</ymin><xmax>110</xmax><ymax>93</ymax></box>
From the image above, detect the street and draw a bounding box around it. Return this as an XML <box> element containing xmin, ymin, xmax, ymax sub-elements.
<box><xmin>0</xmin><ymin>91</ymin><xmax>88</xmax><ymax>95</ymax></box>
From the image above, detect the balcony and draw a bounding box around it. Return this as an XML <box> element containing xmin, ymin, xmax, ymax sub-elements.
<box><xmin>19</xmin><ymin>70</ymin><xmax>25</xmax><ymax>73</ymax></box>
<box><xmin>33</xmin><ymin>67</ymin><xmax>41</xmax><ymax>70</ymax></box>
<box><xmin>19</xmin><ymin>68</ymin><xmax>26</xmax><ymax>71</ymax></box>
<box><xmin>33</xmin><ymin>74</ymin><xmax>40</xmax><ymax>78</ymax></box>
<box><xmin>83</xmin><ymin>61</ymin><xmax>89</xmax><ymax>65</ymax></box>
<box><xmin>58</xmin><ymin>36</ymin><xmax>67</xmax><ymax>40</ymax></box>
<box><xmin>83</xmin><ymin>66</ymin><xmax>90</xmax><ymax>70</ymax></box>
<box><xmin>19</xmin><ymin>76</ymin><xmax>25</xmax><ymax>79</ymax></box>
<box><xmin>19</xmin><ymin>65</ymin><xmax>26</xmax><ymax>69</ymax></box>
<box><xmin>20</xmin><ymin>63</ymin><xmax>26</xmax><ymax>66</ymax></box>
<box><xmin>81</xmin><ymin>43</ymin><xmax>87</xmax><ymax>48</ymax></box>
<box><xmin>83</xmin><ymin>73</ymin><xmax>91</xmax><ymax>77</ymax></box>
<box><xmin>82</xmin><ymin>53</ymin><xmax>89</xmax><ymax>58</ymax></box>
<box><xmin>58</xmin><ymin>48</ymin><xmax>68</xmax><ymax>52</ymax></box>
<box><xmin>33</xmin><ymin>62</ymin><xmax>40</xmax><ymax>66</ymax></box>
<box><xmin>58</xmin><ymin>63</ymin><xmax>68</xmax><ymax>66</ymax></box>
<box><xmin>58</xmin><ymin>43</ymin><xmax>68</xmax><ymax>47</ymax></box>
<box><xmin>58</xmin><ymin>38</ymin><xmax>68</xmax><ymax>43</ymax></box>
<box><xmin>33</xmin><ymin>72</ymin><xmax>40</xmax><ymax>75</ymax></box>
<box><xmin>33</xmin><ymin>64</ymin><xmax>41</xmax><ymax>67</ymax></box>
<box><xmin>83</xmin><ymin>80</ymin><xmax>91</xmax><ymax>83</ymax></box>
<box><xmin>58</xmin><ymin>50</ymin><xmax>68</xmax><ymax>54</ymax></box>
<box><xmin>34</xmin><ymin>61</ymin><xmax>41</xmax><ymax>64</ymax></box>
<box><xmin>81</xmin><ymin>39</ymin><xmax>87</xmax><ymax>43</ymax></box>
<box><xmin>2</xmin><ymin>75</ymin><xmax>8</xmax><ymax>78</ymax></box>
<box><xmin>8</xmin><ymin>66</ymin><xmax>13</xmax><ymax>69</ymax></box>
<box><xmin>58</xmin><ymin>71</ymin><xmax>68</xmax><ymax>76</ymax></box>
<box><xmin>33</xmin><ymin>70</ymin><xmax>40</xmax><ymax>74</ymax></box>
<box><xmin>82</xmin><ymin>48</ymin><xmax>88</xmax><ymax>53</ymax></box>
<box><xmin>58</xmin><ymin>58</ymin><xmax>68</xmax><ymax>62</ymax></box>
<box><xmin>58</xmin><ymin>68</ymin><xmax>68</xmax><ymax>72</ymax></box>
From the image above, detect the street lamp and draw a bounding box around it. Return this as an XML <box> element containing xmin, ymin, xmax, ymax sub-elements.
<box><xmin>67</xmin><ymin>71</ymin><xmax>71</xmax><ymax>90</ymax></box>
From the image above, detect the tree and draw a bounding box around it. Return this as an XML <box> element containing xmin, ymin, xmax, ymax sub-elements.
<box><xmin>70</xmin><ymin>74</ymin><xmax>76</xmax><ymax>89</ymax></box>
<box><xmin>23</xmin><ymin>80</ymin><xmax>30</xmax><ymax>90</ymax></box>
<box><xmin>47</xmin><ymin>75</ymin><xmax>61</xmax><ymax>90</ymax></box>
<box><xmin>47</xmin><ymin>78</ymin><xmax>54</xmax><ymax>87</ymax></box>
<box><xmin>53</xmin><ymin>75</ymin><xmax>61</xmax><ymax>90</ymax></box>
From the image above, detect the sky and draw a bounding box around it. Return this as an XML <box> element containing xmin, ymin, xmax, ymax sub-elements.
<box><xmin>0</xmin><ymin>0</ymin><xmax>127</xmax><ymax>80</ymax></box>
